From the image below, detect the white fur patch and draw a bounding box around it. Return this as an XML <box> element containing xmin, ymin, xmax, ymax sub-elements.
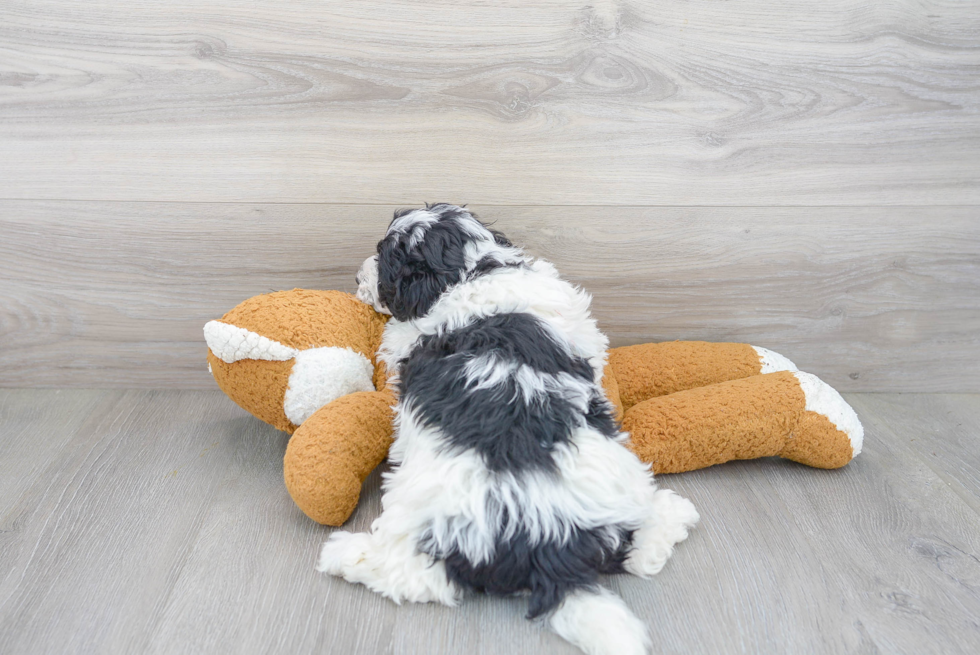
<box><xmin>462</xmin><ymin>354</ymin><xmax>593</xmax><ymax>407</ymax></box>
<box><xmin>390</xmin><ymin>208</ymin><xmax>441</xmax><ymax>247</ymax></box>
<box><xmin>317</xmin><ymin>529</ymin><xmax>459</xmax><ymax>606</ymax></box>
<box><xmin>549</xmin><ymin>587</ymin><xmax>651</xmax><ymax>655</ymax></box>
<box><xmin>355</xmin><ymin>255</ymin><xmax>390</xmax><ymax>315</ymax></box>
<box><xmin>203</xmin><ymin>321</ymin><xmax>297</xmax><ymax>364</ymax></box>
<box><xmin>283</xmin><ymin>347</ymin><xmax>376</xmax><ymax>425</ymax></box>
<box><xmin>378</xmin><ymin>259</ymin><xmax>609</xmax><ymax>381</ymax></box>
<box><xmin>752</xmin><ymin>345</ymin><xmax>798</xmax><ymax>373</ymax></box>
<box><xmin>625</xmin><ymin>489</ymin><xmax>699</xmax><ymax>577</ymax></box>
<box><xmin>461</xmin><ymin>237</ymin><xmax>525</xmax><ymax>272</ymax></box>
<box><xmin>793</xmin><ymin>371</ymin><xmax>864</xmax><ymax>456</ymax></box>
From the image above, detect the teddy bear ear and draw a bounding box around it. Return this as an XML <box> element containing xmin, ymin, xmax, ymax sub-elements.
<box><xmin>204</xmin><ymin>320</ymin><xmax>298</xmax><ymax>363</ymax></box>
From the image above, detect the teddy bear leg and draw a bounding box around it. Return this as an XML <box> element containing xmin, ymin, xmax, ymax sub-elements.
<box><xmin>622</xmin><ymin>371</ymin><xmax>862</xmax><ymax>474</ymax></box>
<box><xmin>607</xmin><ymin>341</ymin><xmax>798</xmax><ymax>413</ymax></box>
<box><xmin>283</xmin><ymin>390</ymin><xmax>395</xmax><ymax>526</ymax></box>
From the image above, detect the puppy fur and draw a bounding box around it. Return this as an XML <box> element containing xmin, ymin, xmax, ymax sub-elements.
<box><xmin>322</xmin><ymin>204</ymin><xmax>699</xmax><ymax>655</ymax></box>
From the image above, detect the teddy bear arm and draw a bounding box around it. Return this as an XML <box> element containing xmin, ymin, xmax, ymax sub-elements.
<box><xmin>283</xmin><ymin>389</ymin><xmax>396</xmax><ymax>526</ymax></box>
<box><xmin>607</xmin><ymin>341</ymin><xmax>795</xmax><ymax>412</ymax></box>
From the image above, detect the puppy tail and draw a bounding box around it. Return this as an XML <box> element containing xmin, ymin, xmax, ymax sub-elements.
<box><xmin>548</xmin><ymin>586</ymin><xmax>651</xmax><ymax>655</ymax></box>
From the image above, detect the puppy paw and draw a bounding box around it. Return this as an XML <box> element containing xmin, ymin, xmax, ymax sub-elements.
<box><xmin>317</xmin><ymin>531</ymin><xmax>460</xmax><ymax>607</ymax></box>
<box><xmin>625</xmin><ymin>529</ymin><xmax>673</xmax><ymax>577</ymax></box>
<box><xmin>652</xmin><ymin>489</ymin><xmax>700</xmax><ymax>535</ymax></box>
<box><xmin>316</xmin><ymin>531</ymin><xmax>372</xmax><ymax>577</ymax></box>
<box><xmin>626</xmin><ymin>490</ymin><xmax>698</xmax><ymax>577</ymax></box>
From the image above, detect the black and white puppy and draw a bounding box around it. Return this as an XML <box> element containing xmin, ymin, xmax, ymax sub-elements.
<box><xmin>319</xmin><ymin>204</ymin><xmax>699</xmax><ymax>655</ymax></box>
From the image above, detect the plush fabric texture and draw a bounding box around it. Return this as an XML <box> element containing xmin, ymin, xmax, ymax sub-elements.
<box><xmin>208</xmin><ymin>353</ymin><xmax>297</xmax><ymax>432</ymax></box>
<box><xmin>793</xmin><ymin>371</ymin><xmax>864</xmax><ymax>456</ymax></box>
<box><xmin>282</xmin><ymin>347</ymin><xmax>376</xmax><ymax>425</ymax></box>
<box><xmin>205</xmin><ymin>289</ymin><xmax>393</xmax><ymax>525</ymax></box>
<box><xmin>204</xmin><ymin>320</ymin><xmax>298</xmax><ymax>363</ymax></box>
<box><xmin>608</xmin><ymin>341</ymin><xmax>763</xmax><ymax>412</ymax></box>
<box><xmin>284</xmin><ymin>389</ymin><xmax>396</xmax><ymax>525</ymax></box>
<box><xmin>220</xmin><ymin>288</ymin><xmax>387</xmax><ymax>356</ymax></box>
<box><xmin>622</xmin><ymin>371</ymin><xmax>855</xmax><ymax>473</ymax></box>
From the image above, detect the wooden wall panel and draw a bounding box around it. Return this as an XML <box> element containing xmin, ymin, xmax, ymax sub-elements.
<box><xmin>1</xmin><ymin>0</ymin><xmax>978</xmax><ymax>204</ymax></box>
<box><xmin>1</xmin><ymin>201</ymin><xmax>977</xmax><ymax>391</ymax></box>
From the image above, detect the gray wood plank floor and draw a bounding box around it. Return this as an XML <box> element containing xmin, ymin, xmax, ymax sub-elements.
<box><xmin>2</xmin><ymin>389</ymin><xmax>979</xmax><ymax>655</ymax></box>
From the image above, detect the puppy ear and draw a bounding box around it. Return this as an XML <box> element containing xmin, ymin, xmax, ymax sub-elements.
<box><xmin>489</xmin><ymin>228</ymin><xmax>512</xmax><ymax>247</ymax></box>
<box><xmin>376</xmin><ymin>222</ymin><xmax>468</xmax><ymax>321</ymax></box>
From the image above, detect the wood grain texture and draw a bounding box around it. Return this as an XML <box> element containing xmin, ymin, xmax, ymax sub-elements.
<box><xmin>0</xmin><ymin>390</ymin><xmax>280</xmax><ymax>654</ymax></box>
<box><xmin>1</xmin><ymin>389</ymin><xmax>980</xmax><ymax>654</ymax></box>
<box><xmin>2</xmin><ymin>201</ymin><xmax>978</xmax><ymax>391</ymax></box>
<box><xmin>1</xmin><ymin>0</ymin><xmax>978</xmax><ymax>204</ymax></box>
<box><xmin>0</xmin><ymin>389</ymin><xmax>110</xmax><ymax>550</ymax></box>
<box><xmin>849</xmin><ymin>394</ymin><xmax>980</xmax><ymax>514</ymax></box>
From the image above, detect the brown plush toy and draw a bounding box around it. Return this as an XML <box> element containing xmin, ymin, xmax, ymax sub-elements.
<box><xmin>205</xmin><ymin>290</ymin><xmax>863</xmax><ymax>526</ymax></box>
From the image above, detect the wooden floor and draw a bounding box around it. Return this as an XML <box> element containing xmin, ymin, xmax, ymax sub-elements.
<box><xmin>1</xmin><ymin>389</ymin><xmax>979</xmax><ymax>654</ymax></box>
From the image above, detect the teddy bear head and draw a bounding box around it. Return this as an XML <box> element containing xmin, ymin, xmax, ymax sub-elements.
<box><xmin>204</xmin><ymin>289</ymin><xmax>389</xmax><ymax>434</ymax></box>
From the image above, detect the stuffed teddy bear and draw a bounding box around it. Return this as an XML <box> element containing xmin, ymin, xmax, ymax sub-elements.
<box><xmin>205</xmin><ymin>289</ymin><xmax>863</xmax><ymax>526</ymax></box>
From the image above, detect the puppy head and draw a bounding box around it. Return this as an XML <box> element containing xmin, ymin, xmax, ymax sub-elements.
<box><xmin>365</xmin><ymin>203</ymin><xmax>521</xmax><ymax>321</ymax></box>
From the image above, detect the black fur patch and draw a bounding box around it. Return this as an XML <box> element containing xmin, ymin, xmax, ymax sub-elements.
<box><xmin>423</xmin><ymin>523</ymin><xmax>633</xmax><ymax>618</ymax></box>
<box><xmin>399</xmin><ymin>313</ymin><xmax>618</xmax><ymax>473</ymax></box>
<box><xmin>376</xmin><ymin>213</ymin><xmax>469</xmax><ymax>321</ymax></box>
<box><xmin>470</xmin><ymin>256</ymin><xmax>527</xmax><ymax>280</ymax></box>
<box><xmin>376</xmin><ymin>203</ymin><xmax>518</xmax><ymax>321</ymax></box>
<box><xmin>585</xmin><ymin>395</ymin><xmax>620</xmax><ymax>438</ymax></box>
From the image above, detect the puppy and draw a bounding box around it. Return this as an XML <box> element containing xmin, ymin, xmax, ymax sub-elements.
<box><xmin>319</xmin><ymin>204</ymin><xmax>699</xmax><ymax>655</ymax></box>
